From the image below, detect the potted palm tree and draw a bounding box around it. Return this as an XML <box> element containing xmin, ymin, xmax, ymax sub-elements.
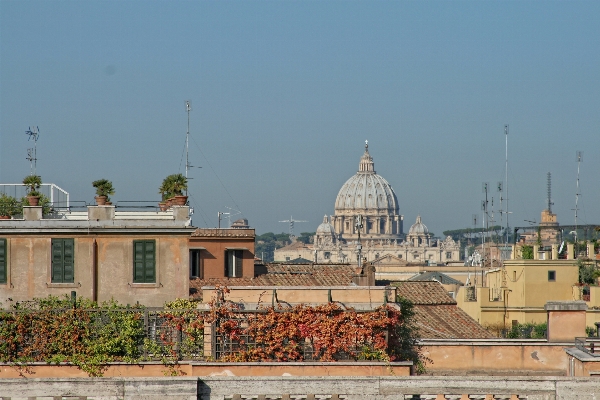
<box><xmin>0</xmin><ymin>193</ymin><xmax>18</xmax><ymax>219</ymax></box>
<box><xmin>23</xmin><ymin>175</ymin><xmax>42</xmax><ymax>206</ymax></box>
<box><xmin>92</xmin><ymin>179</ymin><xmax>115</xmax><ymax>205</ymax></box>
<box><xmin>160</xmin><ymin>174</ymin><xmax>188</xmax><ymax>206</ymax></box>
<box><xmin>158</xmin><ymin>180</ymin><xmax>172</xmax><ymax>211</ymax></box>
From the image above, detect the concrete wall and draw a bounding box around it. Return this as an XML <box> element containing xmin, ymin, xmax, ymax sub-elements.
<box><xmin>1</xmin><ymin>376</ymin><xmax>600</xmax><ymax>399</ymax></box>
<box><xmin>421</xmin><ymin>339</ymin><xmax>570</xmax><ymax>376</ymax></box>
<box><xmin>201</xmin><ymin>286</ymin><xmax>394</xmax><ymax>307</ymax></box>
<box><xmin>0</xmin><ymin>362</ymin><xmax>410</xmax><ymax>379</ymax></box>
<box><xmin>0</xmin><ymin>234</ymin><xmax>190</xmax><ymax>307</ymax></box>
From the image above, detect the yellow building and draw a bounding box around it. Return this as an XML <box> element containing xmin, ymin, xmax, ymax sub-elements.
<box><xmin>457</xmin><ymin>259</ymin><xmax>580</xmax><ymax>328</ymax></box>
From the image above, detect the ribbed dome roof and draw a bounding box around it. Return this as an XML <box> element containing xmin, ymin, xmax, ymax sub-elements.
<box><xmin>316</xmin><ymin>215</ymin><xmax>335</xmax><ymax>234</ymax></box>
<box><xmin>334</xmin><ymin>142</ymin><xmax>399</xmax><ymax>213</ymax></box>
<box><xmin>408</xmin><ymin>215</ymin><xmax>429</xmax><ymax>235</ymax></box>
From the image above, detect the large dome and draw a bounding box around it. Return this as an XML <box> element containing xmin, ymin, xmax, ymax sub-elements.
<box><xmin>334</xmin><ymin>142</ymin><xmax>399</xmax><ymax>215</ymax></box>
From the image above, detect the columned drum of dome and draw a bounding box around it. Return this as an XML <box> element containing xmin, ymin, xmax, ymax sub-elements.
<box><xmin>331</xmin><ymin>142</ymin><xmax>403</xmax><ymax>241</ymax></box>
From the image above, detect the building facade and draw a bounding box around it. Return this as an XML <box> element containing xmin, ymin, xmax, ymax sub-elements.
<box><xmin>275</xmin><ymin>142</ymin><xmax>461</xmax><ymax>265</ymax></box>
<box><xmin>0</xmin><ymin>205</ymin><xmax>193</xmax><ymax>307</ymax></box>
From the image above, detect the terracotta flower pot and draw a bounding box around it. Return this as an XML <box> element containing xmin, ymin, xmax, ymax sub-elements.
<box><xmin>173</xmin><ymin>195</ymin><xmax>188</xmax><ymax>206</ymax></box>
<box><xmin>27</xmin><ymin>196</ymin><xmax>40</xmax><ymax>206</ymax></box>
<box><xmin>95</xmin><ymin>196</ymin><xmax>107</xmax><ymax>205</ymax></box>
<box><xmin>166</xmin><ymin>198</ymin><xmax>173</xmax><ymax>208</ymax></box>
<box><xmin>0</xmin><ymin>215</ymin><xmax>10</xmax><ymax>219</ymax></box>
<box><xmin>159</xmin><ymin>202</ymin><xmax>168</xmax><ymax>211</ymax></box>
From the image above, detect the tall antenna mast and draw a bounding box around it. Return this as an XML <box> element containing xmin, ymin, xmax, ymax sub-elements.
<box><xmin>25</xmin><ymin>126</ymin><xmax>40</xmax><ymax>175</ymax></box>
<box><xmin>185</xmin><ymin>100</ymin><xmax>192</xmax><ymax>195</ymax></box>
<box><xmin>574</xmin><ymin>151</ymin><xmax>583</xmax><ymax>230</ymax></box>
<box><xmin>504</xmin><ymin>124</ymin><xmax>509</xmax><ymax>246</ymax></box>
<box><xmin>547</xmin><ymin>172</ymin><xmax>553</xmax><ymax>213</ymax></box>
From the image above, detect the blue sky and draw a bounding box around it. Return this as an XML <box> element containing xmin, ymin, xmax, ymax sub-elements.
<box><xmin>1</xmin><ymin>0</ymin><xmax>599</xmax><ymax>236</ymax></box>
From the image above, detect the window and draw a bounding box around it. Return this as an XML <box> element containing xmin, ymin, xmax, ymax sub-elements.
<box><xmin>324</xmin><ymin>252</ymin><xmax>331</xmax><ymax>260</ymax></box>
<box><xmin>51</xmin><ymin>238</ymin><xmax>75</xmax><ymax>283</ymax></box>
<box><xmin>226</xmin><ymin>250</ymin><xmax>243</xmax><ymax>277</ymax></box>
<box><xmin>189</xmin><ymin>249</ymin><xmax>202</xmax><ymax>279</ymax></box>
<box><xmin>0</xmin><ymin>238</ymin><xmax>6</xmax><ymax>284</ymax></box>
<box><xmin>398</xmin><ymin>254</ymin><xmax>402</xmax><ymax>259</ymax></box>
<box><xmin>133</xmin><ymin>240</ymin><xmax>156</xmax><ymax>283</ymax></box>
<box><xmin>548</xmin><ymin>270</ymin><xmax>556</xmax><ymax>282</ymax></box>
<box><xmin>345</xmin><ymin>221</ymin><xmax>350</xmax><ymax>230</ymax></box>
<box><xmin>413</xmin><ymin>254</ymin><xmax>419</xmax><ymax>260</ymax></box>
<box><xmin>285</xmin><ymin>256</ymin><xmax>290</xmax><ymax>261</ymax></box>
<box><xmin>446</xmin><ymin>252</ymin><xmax>452</xmax><ymax>259</ymax></box>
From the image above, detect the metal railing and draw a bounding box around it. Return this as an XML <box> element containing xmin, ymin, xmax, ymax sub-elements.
<box><xmin>0</xmin><ymin>307</ymin><xmax>205</xmax><ymax>361</ymax></box>
<box><xmin>575</xmin><ymin>337</ymin><xmax>600</xmax><ymax>357</ymax></box>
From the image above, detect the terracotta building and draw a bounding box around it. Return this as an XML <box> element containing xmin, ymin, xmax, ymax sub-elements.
<box><xmin>0</xmin><ymin>205</ymin><xmax>193</xmax><ymax>307</ymax></box>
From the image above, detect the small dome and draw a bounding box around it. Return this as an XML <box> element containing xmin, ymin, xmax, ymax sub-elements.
<box><xmin>409</xmin><ymin>215</ymin><xmax>429</xmax><ymax>235</ymax></box>
<box><xmin>316</xmin><ymin>215</ymin><xmax>335</xmax><ymax>235</ymax></box>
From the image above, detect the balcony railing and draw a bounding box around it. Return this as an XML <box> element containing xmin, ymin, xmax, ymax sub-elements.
<box><xmin>575</xmin><ymin>337</ymin><xmax>600</xmax><ymax>357</ymax></box>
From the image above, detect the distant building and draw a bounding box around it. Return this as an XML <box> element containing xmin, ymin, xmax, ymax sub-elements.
<box><xmin>230</xmin><ymin>218</ymin><xmax>250</xmax><ymax>229</ymax></box>
<box><xmin>275</xmin><ymin>142</ymin><xmax>461</xmax><ymax>264</ymax></box>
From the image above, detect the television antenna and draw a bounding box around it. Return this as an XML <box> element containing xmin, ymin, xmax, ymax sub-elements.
<box><xmin>573</xmin><ymin>151</ymin><xmax>583</xmax><ymax>231</ymax></box>
<box><xmin>547</xmin><ymin>172</ymin><xmax>554</xmax><ymax>213</ymax></box>
<box><xmin>185</xmin><ymin>100</ymin><xmax>192</xmax><ymax>195</ymax></box>
<box><xmin>355</xmin><ymin>214</ymin><xmax>364</xmax><ymax>266</ymax></box>
<box><xmin>25</xmin><ymin>126</ymin><xmax>40</xmax><ymax>175</ymax></box>
<box><xmin>217</xmin><ymin>211</ymin><xmax>230</xmax><ymax>229</ymax></box>
<box><xmin>503</xmin><ymin>125</ymin><xmax>509</xmax><ymax>246</ymax></box>
<box><xmin>279</xmin><ymin>215</ymin><xmax>307</xmax><ymax>237</ymax></box>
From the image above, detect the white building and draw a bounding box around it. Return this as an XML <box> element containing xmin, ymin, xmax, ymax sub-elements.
<box><xmin>275</xmin><ymin>143</ymin><xmax>460</xmax><ymax>265</ymax></box>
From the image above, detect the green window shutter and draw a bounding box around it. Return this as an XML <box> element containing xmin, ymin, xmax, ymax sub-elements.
<box><xmin>134</xmin><ymin>241</ymin><xmax>145</xmax><ymax>283</ymax></box>
<box><xmin>144</xmin><ymin>240</ymin><xmax>156</xmax><ymax>283</ymax></box>
<box><xmin>51</xmin><ymin>239</ymin><xmax>75</xmax><ymax>283</ymax></box>
<box><xmin>51</xmin><ymin>239</ymin><xmax>64</xmax><ymax>283</ymax></box>
<box><xmin>0</xmin><ymin>238</ymin><xmax>6</xmax><ymax>284</ymax></box>
<box><xmin>63</xmin><ymin>239</ymin><xmax>74</xmax><ymax>283</ymax></box>
<box><xmin>134</xmin><ymin>240</ymin><xmax>156</xmax><ymax>283</ymax></box>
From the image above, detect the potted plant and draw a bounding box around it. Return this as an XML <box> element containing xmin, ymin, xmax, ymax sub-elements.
<box><xmin>0</xmin><ymin>193</ymin><xmax>18</xmax><ymax>219</ymax></box>
<box><xmin>92</xmin><ymin>179</ymin><xmax>115</xmax><ymax>206</ymax></box>
<box><xmin>158</xmin><ymin>180</ymin><xmax>172</xmax><ymax>211</ymax></box>
<box><xmin>23</xmin><ymin>175</ymin><xmax>42</xmax><ymax>206</ymax></box>
<box><xmin>160</xmin><ymin>174</ymin><xmax>188</xmax><ymax>206</ymax></box>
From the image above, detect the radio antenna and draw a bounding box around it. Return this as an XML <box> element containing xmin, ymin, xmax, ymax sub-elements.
<box><xmin>574</xmin><ymin>151</ymin><xmax>583</xmax><ymax>230</ymax></box>
<box><xmin>185</xmin><ymin>100</ymin><xmax>192</xmax><ymax>195</ymax></box>
<box><xmin>25</xmin><ymin>126</ymin><xmax>40</xmax><ymax>175</ymax></box>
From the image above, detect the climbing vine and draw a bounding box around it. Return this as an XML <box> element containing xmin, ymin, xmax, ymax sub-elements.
<box><xmin>0</xmin><ymin>290</ymin><xmax>425</xmax><ymax>376</ymax></box>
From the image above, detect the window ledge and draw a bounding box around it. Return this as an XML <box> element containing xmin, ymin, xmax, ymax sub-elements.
<box><xmin>47</xmin><ymin>282</ymin><xmax>80</xmax><ymax>288</ymax></box>
<box><xmin>129</xmin><ymin>282</ymin><xmax>162</xmax><ymax>288</ymax></box>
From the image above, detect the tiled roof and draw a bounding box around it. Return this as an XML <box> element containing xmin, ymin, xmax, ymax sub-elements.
<box><xmin>284</xmin><ymin>257</ymin><xmax>313</xmax><ymax>264</ymax></box>
<box><xmin>394</xmin><ymin>281</ymin><xmax>456</xmax><ymax>305</ymax></box>
<box><xmin>407</xmin><ymin>271</ymin><xmax>464</xmax><ymax>286</ymax></box>
<box><xmin>276</xmin><ymin>241</ymin><xmax>309</xmax><ymax>251</ymax></box>
<box><xmin>411</xmin><ymin>304</ymin><xmax>492</xmax><ymax>339</ymax></box>
<box><xmin>189</xmin><ymin>264</ymin><xmax>358</xmax><ymax>299</ymax></box>
<box><xmin>394</xmin><ymin>281</ymin><xmax>492</xmax><ymax>339</ymax></box>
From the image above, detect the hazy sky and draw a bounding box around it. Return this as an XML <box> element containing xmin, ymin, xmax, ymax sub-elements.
<box><xmin>1</xmin><ymin>1</ymin><xmax>598</xmax><ymax>236</ymax></box>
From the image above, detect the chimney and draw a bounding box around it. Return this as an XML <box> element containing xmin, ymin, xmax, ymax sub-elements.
<box><xmin>545</xmin><ymin>301</ymin><xmax>587</xmax><ymax>342</ymax></box>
